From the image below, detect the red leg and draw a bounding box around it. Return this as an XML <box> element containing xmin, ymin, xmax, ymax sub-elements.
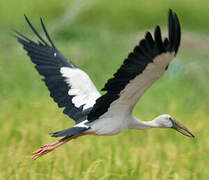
<box><xmin>32</xmin><ymin>136</ymin><xmax>72</xmax><ymax>160</ymax></box>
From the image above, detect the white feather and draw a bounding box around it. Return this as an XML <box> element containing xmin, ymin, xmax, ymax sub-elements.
<box><xmin>60</xmin><ymin>67</ymin><xmax>101</xmax><ymax>110</ymax></box>
<box><xmin>75</xmin><ymin>120</ymin><xmax>89</xmax><ymax>128</ymax></box>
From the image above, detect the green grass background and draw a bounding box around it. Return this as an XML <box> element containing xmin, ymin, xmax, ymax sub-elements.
<box><xmin>0</xmin><ymin>0</ymin><xmax>209</xmax><ymax>179</ymax></box>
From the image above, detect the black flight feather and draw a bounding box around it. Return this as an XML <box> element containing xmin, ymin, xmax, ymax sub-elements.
<box><xmin>88</xmin><ymin>9</ymin><xmax>181</xmax><ymax>122</ymax></box>
<box><xmin>14</xmin><ymin>15</ymin><xmax>89</xmax><ymax>123</ymax></box>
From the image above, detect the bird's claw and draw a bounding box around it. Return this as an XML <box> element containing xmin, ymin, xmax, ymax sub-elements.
<box><xmin>32</xmin><ymin>144</ymin><xmax>53</xmax><ymax>160</ymax></box>
<box><xmin>31</xmin><ymin>136</ymin><xmax>73</xmax><ymax>160</ymax></box>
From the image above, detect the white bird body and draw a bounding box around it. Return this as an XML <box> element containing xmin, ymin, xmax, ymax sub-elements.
<box><xmin>80</xmin><ymin>115</ymin><xmax>172</xmax><ymax>136</ymax></box>
<box><xmin>88</xmin><ymin>116</ymin><xmax>130</xmax><ymax>136</ymax></box>
<box><xmin>14</xmin><ymin>9</ymin><xmax>195</xmax><ymax>160</ymax></box>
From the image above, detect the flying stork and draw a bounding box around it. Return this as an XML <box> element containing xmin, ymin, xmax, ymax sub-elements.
<box><xmin>14</xmin><ymin>9</ymin><xmax>195</xmax><ymax>160</ymax></box>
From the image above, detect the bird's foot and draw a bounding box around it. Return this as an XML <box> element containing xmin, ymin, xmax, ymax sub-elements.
<box><xmin>32</xmin><ymin>136</ymin><xmax>72</xmax><ymax>160</ymax></box>
<box><xmin>32</xmin><ymin>144</ymin><xmax>56</xmax><ymax>160</ymax></box>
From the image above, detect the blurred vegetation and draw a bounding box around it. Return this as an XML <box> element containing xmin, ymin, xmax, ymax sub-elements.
<box><xmin>0</xmin><ymin>0</ymin><xmax>209</xmax><ymax>179</ymax></box>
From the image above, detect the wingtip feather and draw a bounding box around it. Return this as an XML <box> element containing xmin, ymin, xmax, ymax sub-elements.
<box><xmin>40</xmin><ymin>17</ymin><xmax>56</xmax><ymax>49</ymax></box>
<box><xmin>167</xmin><ymin>9</ymin><xmax>181</xmax><ymax>54</ymax></box>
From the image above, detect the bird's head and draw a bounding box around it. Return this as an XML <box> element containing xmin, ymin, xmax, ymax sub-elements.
<box><xmin>154</xmin><ymin>114</ymin><xmax>195</xmax><ymax>138</ymax></box>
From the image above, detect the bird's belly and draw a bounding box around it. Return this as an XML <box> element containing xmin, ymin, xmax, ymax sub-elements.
<box><xmin>88</xmin><ymin>117</ymin><xmax>128</xmax><ymax>136</ymax></box>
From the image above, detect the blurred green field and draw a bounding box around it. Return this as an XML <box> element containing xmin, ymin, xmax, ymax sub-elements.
<box><xmin>0</xmin><ymin>1</ymin><xmax>209</xmax><ymax>179</ymax></box>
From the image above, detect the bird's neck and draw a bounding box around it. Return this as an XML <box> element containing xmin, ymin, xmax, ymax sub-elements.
<box><xmin>128</xmin><ymin>116</ymin><xmax>159</xmax><ymax>130</ymax></box>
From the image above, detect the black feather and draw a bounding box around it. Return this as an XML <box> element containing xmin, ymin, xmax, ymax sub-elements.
<box><xmin>88</xmin><ymin>9</ymin><xmax>181</xmax><ymax>122</ymax></box>
<box><xmin>14</xmin><ymin>15</ymin><xmax>90</xmax><ymax>123</ymax></box>
<box><xmin>51</xmin><ymin>126</ymin><xmax>90</xmax><ymax>137</ymax></box>
<box><xmin>24</xmin><ymin>14</ymin><xmax>49</xmax><ymax>47</ymax></box>
<box><xmin>40</xmin><ymin>17</ymin><xmax>56</xmax><ymax>49</ymax></box>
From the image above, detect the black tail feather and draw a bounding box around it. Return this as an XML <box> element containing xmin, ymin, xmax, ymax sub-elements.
<box><xmin>51</xmin><ymin>127</ymin><xmax>90</xmax><ymax>137</ymax></box>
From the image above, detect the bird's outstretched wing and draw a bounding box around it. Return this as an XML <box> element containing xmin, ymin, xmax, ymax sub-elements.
<box><xmin>88</xmin><ymin>9</ymin><xmax>181</xmax><ymax>121</ymax></box>
<box><xmin>14</xmin><ymin>15</ymin><xmax>100</xmax><ymax>123</ymax></box>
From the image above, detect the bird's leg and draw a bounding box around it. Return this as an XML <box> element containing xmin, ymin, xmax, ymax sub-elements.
<box><xmin>32</xmin><ymin>136</ymin><xmax>74</xmax><ymax>160</ymax></box>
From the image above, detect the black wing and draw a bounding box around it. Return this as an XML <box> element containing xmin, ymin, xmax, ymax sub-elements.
<box><xmin>14</xmin><ymin>15</ymin><xmax>100</xmax><ymax>123</ymax></box>
<box><xmin>88</xmin><ymin>9</ymin><xmax>181</xmax><ymax>122</ymax></box>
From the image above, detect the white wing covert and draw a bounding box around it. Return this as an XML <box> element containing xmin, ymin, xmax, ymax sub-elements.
<box><xmin>14</xmin><ymin>15</ymin><xmax>100</xmax><ymax>123</ymax></box>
